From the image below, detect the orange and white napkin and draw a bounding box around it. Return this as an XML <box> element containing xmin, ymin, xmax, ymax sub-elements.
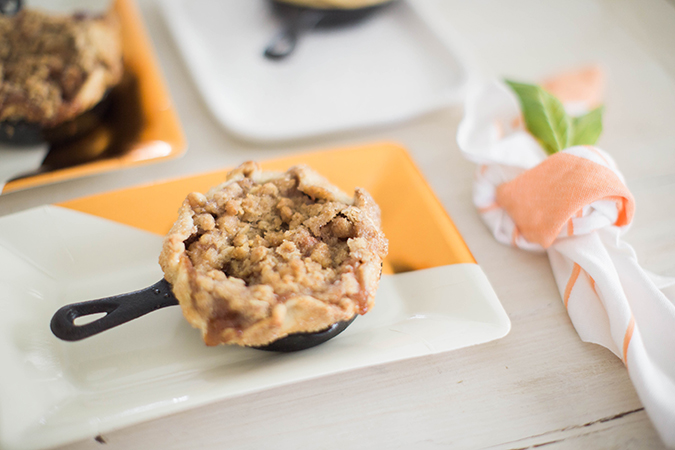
<box><xmin>457</xmin><ymin>67</ymin><xmax>675</xmax><ymax>447</ymax></box>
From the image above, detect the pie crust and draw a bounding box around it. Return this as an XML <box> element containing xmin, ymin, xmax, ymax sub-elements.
<box><xmin>159</xmin><ymin>162</ymin><xmax>388</xmax><ymax>347</ymax></box>
<box><xmin>0</xmin><ymin>9</ymin><xmax>123</xmax><ymax>127</ymax></box>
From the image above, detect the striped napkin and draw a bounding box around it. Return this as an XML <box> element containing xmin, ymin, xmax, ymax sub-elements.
<box><xmin>457</xmin><ymin>67</ymin><xmax>675</xmax><ymax>447</ymax></box>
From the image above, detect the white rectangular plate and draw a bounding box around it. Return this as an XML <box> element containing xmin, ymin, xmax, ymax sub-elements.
<box><xmin>0</xmin><ymin>206</ymin><xmax>509</xmax><ymax>450</ymax></box>
<box><xmin>160</xmin><ymin>0</ymin><xmax>470</xmax><ymax>142</ymax></box>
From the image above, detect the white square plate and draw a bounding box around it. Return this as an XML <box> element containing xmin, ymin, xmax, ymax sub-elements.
<box><xmin>160</xmin><ymin>0</ymin><xmax>471</xmax><ymax>142</ymax></box>
<box><xmin>0</xmin><ymin>205</ymin><xmax>509</xmax><ymax>450</ymax></box>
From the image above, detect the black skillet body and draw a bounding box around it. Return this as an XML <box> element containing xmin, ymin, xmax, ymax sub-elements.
<box><xmin>264</xmin><ymin>0</ymin><xmax>394</xmax><ymax>60</ymax></box>
<box><xmin>270</xmin><ymin>0</ymin><xmax>388</xmax><ymax>28</ymax></box>
<box><xmin>0</xmin><ymin>91</ymin><xmax>112</xmax><ymax>146</ymax></box>
<box><xmin>50</xmin><ymin>278</ymin><xmax>356</xmax><ymax>352</ymax></box>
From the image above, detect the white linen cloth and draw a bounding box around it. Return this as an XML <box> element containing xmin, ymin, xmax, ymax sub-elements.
<box><xmin>457</xmin><ymin>78</ymin><xmax>675</xmax><ymax>447</ymax></box>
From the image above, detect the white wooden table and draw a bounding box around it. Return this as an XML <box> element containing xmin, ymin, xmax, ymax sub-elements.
<box><xmin>2</xmin><ymin>0</ymin><xmax>674</xmax><ymax>448</ymax></box>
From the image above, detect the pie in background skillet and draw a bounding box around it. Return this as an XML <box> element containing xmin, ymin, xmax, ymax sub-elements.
<box><xmin>0</xmin><ymin>7</ymin><xmax>123</xmax><ymax>144</ymax></box>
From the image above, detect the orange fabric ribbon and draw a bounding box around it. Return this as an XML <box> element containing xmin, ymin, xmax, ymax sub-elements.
<box><xmin>495</xmin><ymin>152</ymin><xmax>635</xmax><ymax>248</ymax></box>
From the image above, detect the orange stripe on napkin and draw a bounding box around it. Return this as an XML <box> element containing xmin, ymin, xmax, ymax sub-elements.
<box><xmin>588</xmin><ymin>273</ymin><xmax>597</xmax><ymax>295</ymax></box>
<box><xmin>495</xmin><ymin>153</ymin><xmax>634</xmax><ymax>248</ymax></box>
<box><xmin>564</xmin><ymin>263</ymin><xmax>581</xmax><ymax>308</ymax></box>
<box><xmin>567</xmin><ymin>209</ymin><xmax>584</xmax><ymax>236</ymax></box>
<box><xmin>478</xmin><ymin>202</ymin><xmax>499</xmax><ymax>214</ymax></box>
<box><xmin>623</xmin><ymin>315</ymin><xmax>635</xmax><ymax>365</ymax></box>
<box><xmin>585</xmin><ymin>145</ymin><xmax>611</xmax><ymax>167</ymax></box>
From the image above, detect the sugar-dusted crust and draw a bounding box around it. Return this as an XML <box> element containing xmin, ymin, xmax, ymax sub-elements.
<box><xmin>159</xmin><ymin>162</ymin><xmax>388</xmax><ymax>347</ymax></box>
<box><xmin>0</xmin><ymin>9</ymin><xmax>123</xmax><ymax>127</ymax></box>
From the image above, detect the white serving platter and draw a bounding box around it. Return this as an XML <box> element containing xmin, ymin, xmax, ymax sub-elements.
<box><xmin>160</xmin><ymin>0</ymin><xmax>471</xmax><ymax>142</ymax></box>
<box><xmin>0</xmin><ymin>205</ymin><xmax>509</xmax><ymax>450</ymax></box>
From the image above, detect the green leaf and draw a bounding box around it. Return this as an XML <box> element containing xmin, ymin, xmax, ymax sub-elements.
<box><xmin>504</xmin><ymin>79</ymin><xmax>573</xmax><ymax>155</ymax></box>
<box><xmin>571</xmin><ymin>106</ymin><xmax>604</xmax><ymax>146</ymax></box>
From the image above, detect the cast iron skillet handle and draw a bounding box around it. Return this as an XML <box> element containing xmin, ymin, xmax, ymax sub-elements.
<box><xmin>50</xmin><ymin>279</ymin><xmax>179</xmax><ymax>341</ymax></box>
<box><xmin>0</xmin><ymin>0</ymin><xmax>22</xmax><ymax>15</ymax></box>
<box><xmin>264</xmin><ymin>8</ymin><xmax>324</xmax><ymax>60</ymax></box>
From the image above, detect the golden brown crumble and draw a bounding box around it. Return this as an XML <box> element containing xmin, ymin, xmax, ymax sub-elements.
<box><xmin>159</xmin><ymin>162</ymin><xmax>388</xmax><ymax>347</ymax></box>
<box><xmin>0</xmin><ymin>9</ymin><xmax>123</xmax><ymax>126</ymax></box>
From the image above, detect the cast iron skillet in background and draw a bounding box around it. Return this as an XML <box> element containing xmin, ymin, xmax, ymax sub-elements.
<box><xmin>0</xmin><ymin>93</ymin><xmax>113</xmax><ymax>146</ymax></box>
<box><xmin>0</xmin><ymin>0</ymin><xmax>113</xmax><ymax>146</ymax></box>
<box><xmin>51</xmin><ymin>278</ymin><xmax>357</xmax><ymax>352</ymax></box>
<box><xmin>264</xmin><ymin>0</ymin><xmax>395</xmax><ymax>60</ymax></box>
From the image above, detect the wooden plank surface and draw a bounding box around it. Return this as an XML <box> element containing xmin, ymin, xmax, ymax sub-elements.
<box><xmin>0</xmin><ymin>0</ymin><xmax>673</xmax><ymax>448</ymax></box>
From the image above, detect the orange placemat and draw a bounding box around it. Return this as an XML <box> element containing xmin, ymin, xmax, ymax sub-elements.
<box><xmin>59</xmin><ymin>142</ymin><xmax>475</xmax><ymax>273</ymax></box>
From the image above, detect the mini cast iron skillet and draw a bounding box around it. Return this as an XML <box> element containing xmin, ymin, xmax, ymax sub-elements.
<box><xmin>264</xmin><ymin>0</ymin><xmax>393</xmax><ymax>60</ymax></box>
<box><xmin>50</xmin><ymin>278</ymin><xmax>356</xmax><ymax>352</ymax></box>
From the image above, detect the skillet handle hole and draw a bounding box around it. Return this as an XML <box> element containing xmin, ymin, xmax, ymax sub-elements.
<box><xmin>73</xmin><ymin>312</ymin><xmax>108</xmax><ymax>326</ymax></box>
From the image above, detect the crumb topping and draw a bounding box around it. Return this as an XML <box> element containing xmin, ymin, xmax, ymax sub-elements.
<box><xmin>0</xmin><ymin>9</ymin><xmax>123</xmax><ymax>126</ymax></box>
<box><xmin>159</xmin><ymin>162</ymin><xmax>388</xmax><ymax>347</ymax></box>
